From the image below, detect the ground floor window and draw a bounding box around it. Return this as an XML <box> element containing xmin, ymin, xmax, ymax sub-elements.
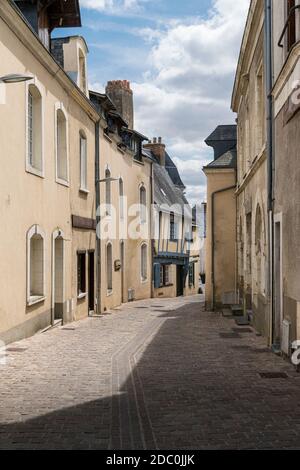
<box><xmin>159</xmin><ymin>264</ymin><xmax>171</xmax><ymax>287</ymax></box>
<box><xmin>189</xmin><ymin>263</ymin><xmax>195</xmax><ymax>287</ymax></box>
<box><xmin>77</xmin><ymin>251</ymin><xmax>86</xmax><ymax>297</ymax></box>
<box><xmin>27</xmin><ymin>225</ymin><xmax>45</xmax><ymax>305</ymax></box>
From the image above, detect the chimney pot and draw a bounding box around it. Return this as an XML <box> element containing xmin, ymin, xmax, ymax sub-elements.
<box><xmin>153</xmin><ymin>137</ymin><xmax>157</xmax><ymax>144</ymax></box>
<box><xmin>158</xmin><ymin>137</ymin><xmax>162</xmax><ymax>144</ymax></box>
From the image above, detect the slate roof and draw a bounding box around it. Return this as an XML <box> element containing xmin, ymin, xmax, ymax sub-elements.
<box><xmin>165</xmin><ymin>152</ymin><xmax>185</xmax><ymax>189</ymax></box>
<box><xmin>205</xmin><ymin>148</ymin><xmax>237</xmax><ymax>169</ymax></box>
<box><xmin>141</xmin><ymin>147</ymin><xmax>190</xmax><ymax>214</ymax></box>
<box><xmin>205</xmin><ymin>125</ymin><xmax>237</xmax><ymax>144</ymax></box>
<box><xmin>153</xmin><ymin>163</ymin><xmax>191</xmax><ymax>217</ymax></box>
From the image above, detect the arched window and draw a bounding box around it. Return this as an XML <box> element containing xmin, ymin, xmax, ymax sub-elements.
<box><xmin>56</xmin><ymin>105</ymin><xmax>68</xmax><ymax>183</ymax></box>
<box><xmin>106</xmin><ymin>243</ymin><xmax>113</xmax><ymax>292</ymax></box>
<box><xmin>106</xmin><ymin>169</ymin><xmax>112</xmax><ymax>216</ymax></box>
<box><xmin>119</xmin><ymin>178</ymin><xmax>124</xmax><ymax>220</ymax></box>
<box><xmin>27</xmin><ymin>225</ymin><xmax>45</xmax><ymax>305</ymax></box>
<box><xmin>141</xmin><ymin>243</ymin><xmax>147</xmax><ymax>282</ymax></box>
<box><xmin>139</xmin><ymin>185</ymin><xmax>146</xmax><ymax>224</ymax></box>
<box><xmin>27</xmin><ymin>83</ymin><xmax>43</xmax><ymax>175</ymax></box>
<box><xmin>80</xmin><ymin>131</ymin><xmax>87</xmax><ymax>191</ymax></box>
<box><xmin>255</xmin><ymin>205</ymin><xmax>263</xmax><ymax>294</ymax></box>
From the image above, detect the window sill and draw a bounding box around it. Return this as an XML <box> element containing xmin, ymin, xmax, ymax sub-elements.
<box><xmin>104</xmin><ymin>133</ymin><xmax>113</xmax><ymax>144</ymax></box>
<box><xmin>107</xmin><ymin>290</ymin><xmax>113</xmax><ymax>297</ymax></box>
<box><xmin>79</xmin><ymin>188</ymin><xmax>89</xmax><ymax>195</ymax></box>
<box><xmin>77</xmin><ymin>293</ymin><xmax>86</xmax><ymax>300</ymax></box>
<box><xmin>133</xmin><ymin>158</ymin><xmax>144</xmax><ymax>166</ymax></box>
<box><xmin>27</xmin><ymin>295</ymin><xmax>45</xmax><ymax>307</ymax></box>
<box><xmin>26</xmin><ymin>165</ymin><xmax>44</xmax><ymax>179</ymax></box>
<box><xmin>141</xmin><ymin>278</ymin><xmax>148</xmax><ymax>284</ymax></box>
<box><xmin>56</xmin><ymin>178</ymin><xmax>70</xmax><ymax>188</ymax></box>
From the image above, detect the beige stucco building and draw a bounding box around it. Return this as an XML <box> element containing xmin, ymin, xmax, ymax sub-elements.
<box><xmin>0</xmin><ymin>0</ymin><xmax>201</xmax><ymax>345</ymax></box>
<box><xmin>90</xmin><ymin>83</ymin><xmax>152</xmax><ymax>312</ymax></box>
<box><xmin>231</xmin><ymin>0</ymin><xmax>269</xmax><ymax>338</ymax></box>
<box><xmin>143</xmin><ymin>139</ymin><xmax>200</xmax><ymax>299</ymax></box>
<box><xmin>203</xmin><ymin>126</ymin><xmax>237</xmax><ymax>310</ymax></box>
<box><xmin>0</xmin><ymin>0</ymin><xmax>98</xmax><ymax>344</ymax></box>
<box><xmin>270</xmin><ymin>0</ymin><xmax>300</xmax><ymax>351</ymax></box>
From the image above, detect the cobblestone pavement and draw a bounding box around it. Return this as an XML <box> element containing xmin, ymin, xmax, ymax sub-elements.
<box><xmin>1</xmin><ymin>295</ymin><xmax>300</xmax><ymax>450</ymax></box>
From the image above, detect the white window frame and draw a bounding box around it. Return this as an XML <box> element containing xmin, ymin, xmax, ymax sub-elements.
<box><xmin>119</xmin><ymin>177</ymin><xmax>125</xmax><ymax>221</ymax></box>
<box><xmin>79</xmin><ymin>130</ymin><xmax>88</xmax><ymax>193</ymax></box>
<box><xmin>27</xmin><ymin>225</ymin><xmax>46</xmax><ymax>306</ymax></box>
<box><xmin>141</xmin><ymin>243</ymin><xmax>148</xmax><ymax>282</ymax></box>
<box><xmin>105</xmin><ymin>168</ymin><xmax>112</xmax><ymax>217</ymax></box>
<box><xmin>139</xmin><ymin>184</ymin><xmax>147</xmax><ymax>225</ymax></box>
<box><xmin>55</xmin><ymin>103</ymin><xmax>69</xmax><ymax>186</ymax></box>
<box><xmin>25</xmin><ymin>79</ymin><xmax>44</xmax><ymax>178</ymax></box>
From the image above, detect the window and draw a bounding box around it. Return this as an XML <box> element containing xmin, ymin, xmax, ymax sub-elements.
<box><xmin>106</xmin><ymin>169</ymin><xmax>112</xmax><ymax>216</ymax></box>
<box><xmin>56</xmin><ymin>106</ymin><xmax>68</xmax><ymax>183</ymax></box>
<box><xmin>246</xmin><ymin>213</ymin><xmax>252</xmax><ymax>278</ymax></box>
<box><xmin>255</xmin><ymin>66</ymin><xmax>265</xmax><ymax>155</ymax></box>
<box><xmin>106</xmin><ymin>243</ymin><xmax>113</xmax><ymax>292</ymax></box>
<box><xmin>255</xmin><ymin>206</ymin><xmax>263</xmax><ymax>294</ymax></box>
<box><xmin>189</xmin><ymin>263</ymin><xmax>195</xmax><ymax>287</ymax></box>
<box><xmin>160</xmin><ymin>265</ymin><xmax>164</xmax><ymax>287</ymax></box>
<box><xmin>287</xmin><ymin>0</ymin><xmax>296</xmax><ymax>52</ymax></box>
<box><xmin>164</xmin><ymin>265</ymin><xmax>170</xmax><ymax>285</ymax></box>
<box><xmin>26</xmin><ymin>83</ymin><xmax>43</xmax><ymax>175</ymax></box>
<box><xmin>170</xmin><ymin>213</ymin><xmax>178</xmax><ymax>241</ymax></box>
<box><xmin>77</xmin><ymin>252</ymin><xmax>86</xmax><ymax>297</ymax></box>
<box><xmin>79</xmin><ymin>48</ymin><xmax>87</xmax><ymax>93</ymax></box>
<box><xmin>27</xmin><ymin>225</ymin><xmax>45</xmax><ymax>305</ymax></box>
<box><xmin>119</xmin><ymin>178</ymin><xmax>124</xmax><ymax>220</ymax></box>
<box><xmin>140</xmin><ymin>185</ymin><xmax>147</xmax><ymax>224</ymax></box>
<box><xmin>80</xmin><ymin>132</ymin><xmax>87</xmax><ymax>191</ymax></box>
<box><xmin>141</xmin><ymin>244</ymin><xmax>147</xmax><ymax>281</ymax></box>
<box><xmin>159</xmin><ymin>265</ymin><xmax>171</xmax><ymax>287</ymax></box>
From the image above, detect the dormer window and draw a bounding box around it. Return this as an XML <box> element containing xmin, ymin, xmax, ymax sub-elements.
<box><xmin>78</xmin><ymin>48</ymin><xmax>87</xmax><ymax>93</ymax></box>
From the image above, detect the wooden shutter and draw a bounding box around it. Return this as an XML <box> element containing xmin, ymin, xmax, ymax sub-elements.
<box><xmin>153</xmin><ymin>263</ymin><xmax>161</xmax><ymax>288</ymax></box>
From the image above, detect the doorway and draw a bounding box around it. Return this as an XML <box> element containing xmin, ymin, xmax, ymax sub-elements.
<box><xmin>120</xmin><ymin>241</ymin><xmax>125</xmax><ymax>303</ymax></box>
<box><xmin>176</xmin><ymin>265</ymin><xmax>184</xmax><ymax>297</ymax></box>
<box><xmin>53</xmin><ymin>231</ymin><xmax>64</xmax><ymax>322</ymax></box>
<box><xmin>274</xmin><ymin>217</ymin><xmax>283</xmax><ymax>346</ymax></box>
<box><xmin>88</xmin><ymin>251</ymin><xmax>95</xmax><ymax>314</ymax></box>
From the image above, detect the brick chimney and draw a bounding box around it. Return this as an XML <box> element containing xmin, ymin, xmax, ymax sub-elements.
<box><xmin>144</xmin><ymin>137</ymin><xmax>166</xmax><ymax>166</ymax></box>
<box><xmin>105</xmin><ymin>80</ymin><xmax>134</xmax><ymax>129</ymax></box>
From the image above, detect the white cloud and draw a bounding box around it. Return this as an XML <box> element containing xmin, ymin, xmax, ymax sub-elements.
<box><xmin>131</xmin><ymin>0</ymin><xmax>249</xmax><ymax>204</ymax></box>
<box><xmin>80</xmin><ymin>0</ymin><xmax>146</xmax><ymax>14</ymax></box>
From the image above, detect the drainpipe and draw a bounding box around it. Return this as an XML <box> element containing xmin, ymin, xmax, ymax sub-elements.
<box><xmin>150</xmin><ymin>161</ymin><xmax>154</xmax><ymax>299</ymax></box>
<box><xmin>211</xmin><ymin>184</ymin><xmax>236</xmax><ymax>310</ymax></box>
<box><xmin>95</xmin><ymin>119</ymin><xmax>101</xmax><ymax>314</ymax></box>
<box><xmin>264</xmin><ymin>0</ymin><xmax>274</xmax><ymax>344</ymax></box>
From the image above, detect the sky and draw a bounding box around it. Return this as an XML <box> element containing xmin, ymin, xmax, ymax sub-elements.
<box><xmin>53</xmin><ymin>0</ymin><xmax>250</xmax><ymax>205</ymax></box>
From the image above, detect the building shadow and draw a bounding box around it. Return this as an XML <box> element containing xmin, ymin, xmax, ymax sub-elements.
<box><xmin>1</xmin><ymin>299</ymin><xmax>300</xmax><ymax>450</ymax></box>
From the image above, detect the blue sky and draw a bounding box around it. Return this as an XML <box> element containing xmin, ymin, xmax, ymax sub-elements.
<box><xmin>54</xmin><ymin>0</ymin><xmax>249</xmax><ymax>204</ymax></box>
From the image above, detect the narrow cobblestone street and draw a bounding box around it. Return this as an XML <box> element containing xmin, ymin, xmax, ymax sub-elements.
<box><xmin>1</xmin><ymin>295</ymin><xmax>300</xmax><ymax>450</ymax></box>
